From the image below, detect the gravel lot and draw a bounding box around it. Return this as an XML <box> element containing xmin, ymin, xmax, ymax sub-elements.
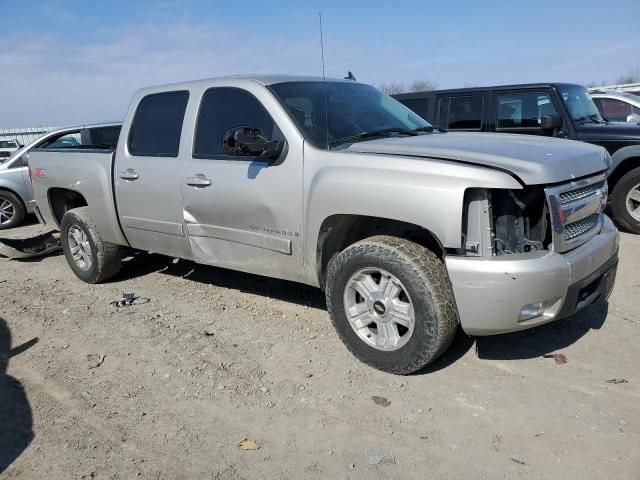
<box><xmin>1</xmin><ymin>219</ymin><xmax>639</xmax><ymax>479</ymax></box>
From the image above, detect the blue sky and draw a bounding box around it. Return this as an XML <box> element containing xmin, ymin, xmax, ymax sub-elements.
<box><xmin>0</xmin><ymin>0</ymin><xmax>638</xmax><ymax>128</ymax></box>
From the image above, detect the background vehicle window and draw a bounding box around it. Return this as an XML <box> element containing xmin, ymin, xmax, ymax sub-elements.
<box><xmin>399</xmin><ymin>99</ymin><xmax>429</xmax><ymax>120</ymax></box>
<box><xmin>593</xmin><ymin>98</ymin><xmax>638</xmax><ymax>122</ymax></box>
<box><xmin>129</xmin><ymin>91</ymin><xmax>189</xmax><ymax>157</ymax></box>
<box><xmin>438</xmin><ymin>96</ymin><xmax>483</xmax><ymax>129</ymax></box>
<box><xmin>194</xmin><ymin>87</ymin><xmax>281</xmax><ymax>158</ymax></box>
<box><xmin>40</xmin><ymin>132</ymin><xmax>81</xmax><ymax>149</ymax></box>
<box><xmin>496</xmin><ymin>93</ymin><xmax>557</xmax><ymax>128</ymax></box>
<box><xmin>0</xmin><ymin>141</ymin><xmax>18</xmax><ymax>148</ymax></box>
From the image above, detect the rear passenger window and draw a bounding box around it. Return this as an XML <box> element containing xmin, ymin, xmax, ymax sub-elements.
<box><xmin>437</xmin><ymin>96</ymin><xmax>483</xmax><ymax>130</ymax></box>
<box><xmin>128</xmin><ymin>91</ymin><xmax>189</xmax><ymax>157</ymax></box>
<box><xmin>496</xmin><ymin>93</ymin><xmax>557</xmax><ymax>128</ymax></box>
<box><xmin>399</xmin><ymin>98</ymin><xmax>429</xmax><ymax>120</ymax></box>
<box><xmin>193</xmin><ymin>87</ymin><xmax>281</xmax><ymax>159</ymax></box>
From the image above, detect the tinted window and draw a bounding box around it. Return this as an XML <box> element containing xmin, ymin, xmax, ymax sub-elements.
<box><xmin>87</xmin><ymin>126</ymin><xmax>121</xmax><ymax>148</ymax></box>
<box><xmin>194</xmin><ymin>87</ymin><xmax>280</xmax><ymax>158</ymax></box>
<box><xmin>129</xmin><ymin>91</ymin><xmax>189</xmax><ymax>157</ymax></box>
<box><xmin>497</xmin><ymin>93</ymin><xmax>557</xmax><ymax>128</ymax></box>
<box><xmin>438</xmin><ymin>95</ymin><xmax>483</xmax><ymax>129</ymax></box>
<box><xmin>0</xmin><ymin>141</ymin><xmax>18</xmax><ymax>148</ymax></box>
<box><xmin>593</xmin><ymin>98</ymin><xmax>638</xmax><ymax>122</ymax></box>
<box><xmin>399</xmin><ymin>98</ymin><xmax>429</xmax><ymax>120</ymax></box>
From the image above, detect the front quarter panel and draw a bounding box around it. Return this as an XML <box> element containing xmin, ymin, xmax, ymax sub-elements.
<box><xmin>610</xmin><ymin>144</ymin><xmax>640</xmax><ymax>173</ymax></box>
<box><xmin>303</xmin><ymin>146</ymin><xmax>522</xmax><ymax>284</ymax></box>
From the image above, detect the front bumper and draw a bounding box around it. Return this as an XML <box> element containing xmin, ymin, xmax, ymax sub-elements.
<box><xmin>446</xmin><ymin>215</ymin><xmax>619</xmax><ymax>336</ymax></box>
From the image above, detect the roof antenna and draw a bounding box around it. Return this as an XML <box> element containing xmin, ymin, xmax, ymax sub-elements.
<box><xmin>344</xmin><ymin>71</ymin><xmax>356</xmax><ymax>81</ymax></box>
<box><xmin>319</xmin><ymin>12</ymin><xmax>326</xmax><ymax>80</ymax></box>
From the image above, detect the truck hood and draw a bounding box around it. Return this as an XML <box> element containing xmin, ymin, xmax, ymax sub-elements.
<box><xmin>346</xmin><ymin>132</ymin><xmax>609</xmax><ymax>185</ymax></box>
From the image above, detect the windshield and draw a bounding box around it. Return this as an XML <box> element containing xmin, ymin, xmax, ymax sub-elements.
<box><xmin>0</xmin><ymin>141</ymin><xmax>18</xmax><ymax>148</ymax></box>
<box><xmin>269</xmin><ymin>81</ymin><xmax>432</xmax><ymax>149</ymax></box>
<box><xmin>557</xmin><ymin>85</ymin><xmax>604</xmax><ymax>123</ymax></box>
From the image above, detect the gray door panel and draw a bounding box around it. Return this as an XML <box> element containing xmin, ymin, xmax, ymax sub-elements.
<box><xmin>114</xmin><ymin>90</ymin><xmax>191</xmax><ymax>258</ymax></box>
<box><xmin>180</xmin><ymin>84</ymin><xmax>305</xmax><ymax>282</ymax></box>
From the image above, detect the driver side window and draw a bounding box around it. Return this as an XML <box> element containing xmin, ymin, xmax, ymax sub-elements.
<box><xmin>193</xmin><ymin>87</ymin><xmax>283</xmax><ymax>159</ymax></box>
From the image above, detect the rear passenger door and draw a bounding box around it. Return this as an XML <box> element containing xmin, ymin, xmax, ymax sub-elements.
<box><xmin>436</xmin><ymin>94</ymin><xmax>487</xmax><ymax>131</ymax></box>
<box><xmin>114</xmin><ymin>90</ymin><xmax>192</xmax><ymax>258</ymax></box>
<box><xmin>492</xmin><ymin>90</ymin><xmax>562</xmax><ymax>136</ymax></box>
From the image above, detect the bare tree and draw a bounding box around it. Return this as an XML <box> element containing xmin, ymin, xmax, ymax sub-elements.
<box><xmin>378</xmin><ymin>82</ymin><xmax>407</xmax><ymax>95</ymax></box>
<box><xmin>616</xmin><ymin>69</ymin><xmax>640</xmax><ymax>84</ymax></box>
<box><xmin>409</xmin><ymin>79</ymin><xmax>438</xmax><ymax>92</ymax></box>
<box><xmin>378</xmin><ymin>79</ymin><xmax>438</xmax><ymax>95</ymax></box>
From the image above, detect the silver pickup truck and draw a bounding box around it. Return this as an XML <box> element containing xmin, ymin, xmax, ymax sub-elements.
<box><xmin>29</xmin><ymin>75</ymin><xmax>619</xmax><ymax>374</ymax></box>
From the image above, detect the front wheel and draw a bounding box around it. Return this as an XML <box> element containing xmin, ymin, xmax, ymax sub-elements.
<box><xmin>610</xmin><ymin>167</ymin><xmax>640</xmax><ymax>234</ymax></box>
<box><xmin>325</xmin><ymin>236</ymin><xmax>459</xmax><ymax>374</ymax></box>
<box><xmin>60</xmin><ymin>207</ymin><xmax>122</xmax><ymax>283</ymax></box>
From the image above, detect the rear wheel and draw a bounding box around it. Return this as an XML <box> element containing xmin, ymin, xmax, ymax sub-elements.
<box><xmin>610</xmin><ymin>167</ymin><xmax>640</xmax><ymax>234</ymax></box>
<box><xmin>325</xmin><ymin>235</ymin><xmax>459</xmax><ymax>374</ymax></box>
<box><xmin>60</xmin><ymin>207</ymin><xmax>121</xmax><ymax>283</ymax></box>
<box><xmin>0</xmin><ymin>190</ymin><xmax>26</xmax><ymax>230</ymax></box>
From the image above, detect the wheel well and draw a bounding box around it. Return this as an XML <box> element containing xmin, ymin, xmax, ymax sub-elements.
<box><xmin>316</xmin><ymin>214</ymin><xmax>445</xmax><ymax>287</ymax></box>
<box><xmin>48</xmin><ymin>188</ymin><xmax>88</xmax><ymax>226</ymax></box>
<box><xmin>609</xmin><ymin>157</ymin><xmax>640</xmax><ymax>191</ymax></box>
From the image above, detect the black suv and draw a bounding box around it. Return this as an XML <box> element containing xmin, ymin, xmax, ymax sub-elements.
<box><xmin>394</xmin><ymin>83</ymin><xmax>640</xmax><ymax>233</ymax></box>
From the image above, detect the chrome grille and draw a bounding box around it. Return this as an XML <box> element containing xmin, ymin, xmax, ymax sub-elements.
<box><xmin>545</xmin><ymin>173</ymin><xmax>607</xmax><ymax>252</ymax></box>
<box><xmin>564</xmin><ymin>213</ymin><xmax>600</xmax><ymax>240</ymax></box>
<box><xmin>559</xmin><ymin>181</ymin><xmax>606</xmax><ymax>205</ymax></box>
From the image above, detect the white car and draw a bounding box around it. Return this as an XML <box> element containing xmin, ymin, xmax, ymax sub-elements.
<box><xmin>0</xmin><ymin>138</ymin><xmax>21</xmax><ymax>163</ymax></box>
<box><xmin>590</xmin><ymin>91</ymin><xmax>640</xmax><ymax>123</ymax></box>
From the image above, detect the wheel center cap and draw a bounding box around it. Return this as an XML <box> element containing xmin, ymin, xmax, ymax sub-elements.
<box><xmin>373</xmin><ymin>300</ymin><xmax>387</xmax><ymax>316</ymax></box>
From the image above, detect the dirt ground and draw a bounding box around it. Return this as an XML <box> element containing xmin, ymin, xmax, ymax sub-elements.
<box><xmin>1</xmin><ymin>218</ymin><xmax>638</xmax><ymax>480</ymax></box>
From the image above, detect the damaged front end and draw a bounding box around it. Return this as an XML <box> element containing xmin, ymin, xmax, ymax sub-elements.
<box><xmin>448</xmin><ymin>172</ymin><xmax>617</xmax><ymax>336</ymax></box>
<box><xmin>462</xmin><ymin>172</ymin><xmax>608</xmax><ymax>257</ymax></box>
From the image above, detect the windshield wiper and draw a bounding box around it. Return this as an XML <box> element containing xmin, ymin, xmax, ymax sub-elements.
<box><xmin>329</xmin><ymin>127</ymin><xmax>420</xmax><ymax>147</ymax></box>
<box><xmin>574</xmin><ymin>114</ymin><xmax>604</xmax><ymax>124</ymax></box>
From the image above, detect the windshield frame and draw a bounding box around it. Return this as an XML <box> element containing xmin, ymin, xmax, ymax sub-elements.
<box><xmin>268</xmin><ymin>81</ymin><xmax>433</xmax><ymax>150</ymax></box>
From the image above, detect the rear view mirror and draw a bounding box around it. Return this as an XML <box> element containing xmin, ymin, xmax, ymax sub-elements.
<box><xmin>222</xmin><ymin>126</ymin><xmax>285</xmax><ymax>161</ymax></box>
<box><xmin>541</xmin><ymin>114</ymin><xmax>562</xmax><ymax>130</ymax></box>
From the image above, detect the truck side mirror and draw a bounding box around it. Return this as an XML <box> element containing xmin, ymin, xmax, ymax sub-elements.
<box><xmin>222</xmin><ymin>126</ymin><xmax>284</xmax><ymax>161</ymax></box>
<box><xmin>540</xmin><ymin>114</ymin><xmax>562</xmax><ymax>131</ymax></box>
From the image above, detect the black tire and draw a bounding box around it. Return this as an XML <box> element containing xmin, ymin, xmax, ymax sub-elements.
<box><xmin>60</xmin><ymin>207</ymin><xmax>121</xmax><ymax>283</ymax></box>
<box><xmin>610</xmin><ymin>167</ymin><xmax>640</xmax><ymax>234</ymax></box>
<box><xmin>0</xmin><ymin>190</ymin><xmax>26</xmax><ymax>230</ymax></box>
<box><xmin>325</xmin><ymin>235</ymin><xmax>459</xmax><ymax>374</ymax></box>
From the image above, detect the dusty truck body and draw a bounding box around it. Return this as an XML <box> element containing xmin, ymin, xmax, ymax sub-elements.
<box><xmin>29</xmin><ymin>75</ymin><xmax>618</xmax><ymax>374</ymax></box>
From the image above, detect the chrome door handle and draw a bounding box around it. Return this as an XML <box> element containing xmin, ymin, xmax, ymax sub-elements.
<box><xmin>186</xmin><ymin>175</ymin><xmax>212</xmax><ymax>187</ymax></box>
<box><xmin>119</xmin><ymin>169</ymin><xmax>139</xmax><ymax>180</ymax></box>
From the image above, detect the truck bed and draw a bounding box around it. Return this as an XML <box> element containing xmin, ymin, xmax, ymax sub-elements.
<box><xmin>29</xmin><ymin>149</ymin><xmax>128</xmax><ymax>246</ymax></box>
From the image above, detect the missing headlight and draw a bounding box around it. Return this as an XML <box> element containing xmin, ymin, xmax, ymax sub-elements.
<box><xmin>492</xmin><ymin>187</ymin><xmax>551</xmax><ymax>255</ymax></box>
